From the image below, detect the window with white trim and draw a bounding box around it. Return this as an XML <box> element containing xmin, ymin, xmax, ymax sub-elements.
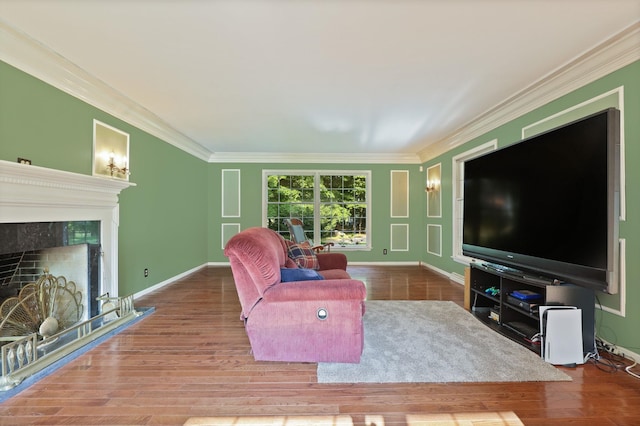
<box><xmin>264</xmin><ymin>171</ymin><xmax>371</xmax><ymax>249</ymax></box>
<box><xmin>452</xmin><ymin>141</ymin><xmax>497</xmax><ymax>263</ymax></box>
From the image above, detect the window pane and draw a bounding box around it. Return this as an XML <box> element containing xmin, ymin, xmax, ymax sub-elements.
<box><xmin>319</xmin><ymin>185</ymin><xmax>333</xmax><ymax>202</ymax></box>
<box><xmin>331</xmin><ymin>176</ymin><xmax>342</xmax><ymax>188</ymax></box>
<box><xmin>301</xmin><ymin>188</ymin><xmax>314</xmax><ymax>202</ymax></box>
<box><xmin>266</xmin><ymin>172</ymin><xmax>369</xmax><ymax>249</ymax></box>
<box><xmin>319</xmin><ymin>174</ymin><xmax>368</xmax><ymax>247</ymax></box>
<box><xmin>290</xmin><ymin>203</ymin><xmax>313</xmax><ymax>218</ymax></box>
<box><xmin>290</xmin><ymin>176</ymin><xmax>302</xmax><ymax>189</ymax></box>
<box><xmin>267</xmin><ymin>188</ymin><xmax>278</xmax><ymax>202</ymax></box>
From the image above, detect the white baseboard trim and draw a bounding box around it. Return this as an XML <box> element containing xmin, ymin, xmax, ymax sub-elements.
<box><xmin>348</xmin><ymin>261</ymin><xmax>421</xmax><ymax>267</ymax></box>
<box><xmin>597</xmin><ymin>338</ymin><xmax>640</xmax><ymax>366</ymax></box>
<box><xmin>420</xmin><ymin>262</ymin><xmax>464</xmax><ymax>285</ymax></box>
<box><xmin>157</xmin><ymin>261</ymin><xmax>463</xmax><ymax>293</ymax></box>
<box><xmin>133</xmin><ymin>263</ymin><xmax>208</xmax><ymax>300</ymax></box>
<box><xmin>209</xmin><ymin>260</ymin><xmax>424</xmax><ymax>267</ymax></box>
<box><xmin>449</xmin><ymin>272</ymin><xmax>465</xmax><ymax>285</ymax></box>
<box><xmin>210</xmin><ymin>260</ymin><xmax>463</xmax><ymax>280</ymax></box>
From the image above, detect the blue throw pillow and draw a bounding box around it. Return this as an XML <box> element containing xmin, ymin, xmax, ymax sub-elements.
<box><xmin>280</xmin><ymin>268</ymin><xmax>324</xmax><ymax>282</ymax></box>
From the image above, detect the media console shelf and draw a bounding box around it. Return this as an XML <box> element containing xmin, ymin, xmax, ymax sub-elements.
<box><xmin>468</xmin><ymin>263</ymin><xmax>553</xmax><ymax>354</ymax></box>
<box><xmin>468</xmin><ymin>262</ymin><xmax>598</xmax><ymax>357</ymax></box>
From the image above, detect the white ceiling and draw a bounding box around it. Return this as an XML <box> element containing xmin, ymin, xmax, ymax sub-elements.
<box><xmin>1</xmin><ymin>0</ymin><xmax>639</xmax><ymax>161</ymax></box>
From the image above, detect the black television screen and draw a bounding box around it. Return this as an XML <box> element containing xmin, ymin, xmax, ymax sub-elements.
<box><xmin>462</xmin><ymin>108</ymin><xmax>620</xmax><ymax>294</ymax></box>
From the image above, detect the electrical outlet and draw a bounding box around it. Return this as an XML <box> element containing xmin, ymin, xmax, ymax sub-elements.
<box><xmin>383</xmin><ymin>249</ymin><xmax>388</xmax><ymax>255</ymax></box>
<box><xmin>17</xmin><ymin>157</ymin><xmax>32</xmax><ymax>165</ymax></box>
<box><xmin>144</xmin><ymin>268</ymin><xmax>149</xmax><ymax>277</ymax></box>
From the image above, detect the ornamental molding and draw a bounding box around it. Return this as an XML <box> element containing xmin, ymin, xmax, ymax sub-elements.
<box><xmin>0</xmin><ymin>160</ymin><xmax>134</xmax><ymax>210</ymax></box>
<box><xmin>1</xmin><ymin>20</ymin><xmax>637</xmax><ymax>164</ymax></box>
<box><xmin>0</xmin><ymin>22</ymin><xmax>211</xmax><ymax>162</ymax></box>
<box><xmin>418</xmin><ymin>22</ymin><xmax>640</xmax><ymax>162</ymax></box>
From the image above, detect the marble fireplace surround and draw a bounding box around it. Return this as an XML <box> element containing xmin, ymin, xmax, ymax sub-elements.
<box><xmin>0</xmin><ymin>159</ymin><xmax>135</xmax><ymax>300</ymax></box>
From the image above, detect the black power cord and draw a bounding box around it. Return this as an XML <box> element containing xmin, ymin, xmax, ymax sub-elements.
<box><xmin>592</xmin><ymin>337</ymin><xmax>640</xmax><ymax>378</ymax></box>
<box><xmin>592</xmin><ymin>295</ymin><xmax>640</xmax><ymax>379</ymax></box>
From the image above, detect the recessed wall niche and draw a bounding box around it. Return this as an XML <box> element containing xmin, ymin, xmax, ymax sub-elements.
<box><xmin>93</xmin><ymin>120</ymin><xmax>130</xmax><ymax>180</ymax></box>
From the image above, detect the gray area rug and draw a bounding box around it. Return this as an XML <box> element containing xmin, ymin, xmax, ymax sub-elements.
<box><xmin>317</xmin><ymin>300</ymin><xmax>571</xmax><ymax>383</ymax></box>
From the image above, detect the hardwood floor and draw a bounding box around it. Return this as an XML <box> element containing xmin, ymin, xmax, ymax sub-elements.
<box><xmin>1</xmin><ymin>265</ymin><xmax>639</xmax><ymax>425</ymax></box>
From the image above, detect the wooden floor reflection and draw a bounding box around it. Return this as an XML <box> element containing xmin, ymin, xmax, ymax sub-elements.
<box><xmin>184</xmin><ymin>411</ymin><xmax>524</xmax><ymax>425</ymax></box>
<box><xmin>0</xmin><ymin>265</ymin><xmax>639</xmax><ymax>425</ymax></box>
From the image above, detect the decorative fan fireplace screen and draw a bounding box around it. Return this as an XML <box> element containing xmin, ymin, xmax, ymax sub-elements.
<box><xmin>0</xmin><ymin>270</ymin><xmax>139</xmax><ymax>391</ymax></box>
<box><xmin>0</xmin><ymin>271</ymin><xmax>83</xmax><ymax>341</ymax></box>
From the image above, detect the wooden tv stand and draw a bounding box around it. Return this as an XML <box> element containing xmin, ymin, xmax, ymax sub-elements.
<box><xmin>467</xmin><ymin>262</ymin><xmax>598</xmax><ymax>356</ymax></box>
<box><xmin>467</xmin><ymin>263</ymin><xmax>552</xmax><ymax>354</ymax></box>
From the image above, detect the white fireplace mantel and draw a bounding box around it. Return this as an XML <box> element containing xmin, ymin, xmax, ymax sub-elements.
<box><xmin>0</xmin><ymin>160</ymin><xmax>135</xmax><ymax>298</ymax></box>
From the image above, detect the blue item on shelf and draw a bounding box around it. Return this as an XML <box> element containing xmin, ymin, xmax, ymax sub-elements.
<box><xmin>511</xmin><ymin>289</ymin><xmax>542</xmax><ymax>300</ymax></box>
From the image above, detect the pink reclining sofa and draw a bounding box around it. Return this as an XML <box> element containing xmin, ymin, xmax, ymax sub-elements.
<box><xmin>224</xmin><ymin>227</ymin><xmax>366</xmax><ymax>363</ymax></box>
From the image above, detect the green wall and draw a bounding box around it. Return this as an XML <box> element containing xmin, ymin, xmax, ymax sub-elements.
<box><xmin>208</xmin><ymin>163</ymin><xmax>426</xmax><ymax>263</ymax></box>
<box><xmin>421</xmin><ymin>60</ymin><xmax>640</xmax><ymax>352</ymax></box>
<box><xmin>0</xmin><ymin>61</ymin><xmax>209</xmax><ymax>296</ymax></box>
<box><xmin>2</xmin><ymin>55</ymin><xmax>637</xmax><ymax>353</ymax></box>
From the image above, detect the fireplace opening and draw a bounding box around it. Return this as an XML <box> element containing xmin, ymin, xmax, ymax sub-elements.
<box><xmin>0</xmin><ymin>160</ymin><xmax>140</xmax><ymax>390</ymax></box>
<box><xmin>0</xmin><ymin>221</ymin><xmax>102</xmax><ymax>339</ymax></box>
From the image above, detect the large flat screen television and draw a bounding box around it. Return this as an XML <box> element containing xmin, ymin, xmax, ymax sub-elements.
<box><xmin>462</xmin><ymin>108</ymin><xmax>620</xmax><ymax>294</ymax></box>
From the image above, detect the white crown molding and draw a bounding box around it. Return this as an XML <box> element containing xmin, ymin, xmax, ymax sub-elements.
<box><xmin>418</xmin><ymin>22</ymin><xmax>640</xmax><ymax>162</ymax></box>
<box><xmin>2</xmin><ymin>19</ymin><xmax>637</xmax><ymax>165</ymax></box>
<box><xmin>0</xmin><ymin>20</ymin><xmax>418</xmax><ymax>166</ymax></box>
<box><xmin>0</xmin><ymin>21</ymin><xmax>212</xmax><ymax>162</ymax></box>
<box><xmin>209</xmin><ymin>151</ymin><xmax>421</xmax><ymax>164</ymax></box>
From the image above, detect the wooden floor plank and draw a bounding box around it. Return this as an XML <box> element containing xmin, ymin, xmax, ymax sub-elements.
<box><xmin>0</xmin><ymin>265</ymin><xmax>638</xmax><ymax>425</ymax></box>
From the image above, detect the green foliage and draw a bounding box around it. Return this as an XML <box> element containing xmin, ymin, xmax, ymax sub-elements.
<box><xmin>266</xmin><ymin>174</ymin><xmax>368</xmax><ymax>245</ymax></box>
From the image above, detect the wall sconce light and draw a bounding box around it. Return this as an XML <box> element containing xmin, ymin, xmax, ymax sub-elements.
<box><xmin>425</xmin><ymin>179</ymin><xmax>440</xmax><ymax>193</ymax></box>
<box><xmin>93</xmin><ymin>120</ymin><xmax>130</xmax><ymax>180</ymax></box>
<box><xmin>102</xmin><ymin>151</ymin><xmax>130</xmax><ymax>177</ymax></box>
